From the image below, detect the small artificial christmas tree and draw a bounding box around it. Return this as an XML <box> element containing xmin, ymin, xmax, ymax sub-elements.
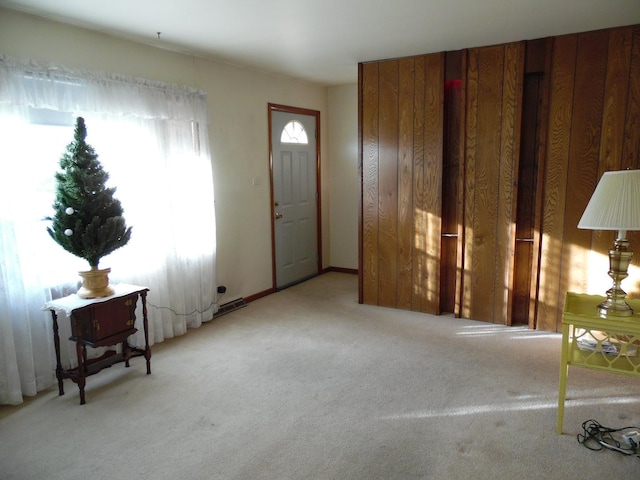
<box><xmin>47</xmin><ymin>117</ymin><xmax>132</xmax><ymax>296</ymax></box>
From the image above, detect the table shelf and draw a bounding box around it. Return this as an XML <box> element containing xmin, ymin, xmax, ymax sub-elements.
<box><xmin>557</xmin><ymin>292</ymin><xmax>640</xmax><ymax>433</ymax></box>
<box><xmin>569</xmin><ymin>345</ymin><xmax>640</xmax><ymax>375</ymax></box>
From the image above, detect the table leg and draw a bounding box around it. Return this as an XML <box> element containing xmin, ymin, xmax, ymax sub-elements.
<box><xmin>51</xmin><ymin>310</ymin><xmax>65</xmax><ymax>396</ymax></box>
<box><xmin>557</xmin><ymin>324</ymin><xmax>570</xmax><ymax>434</ymax></box>
<box><xmin>123</xmin><ymin>340</ymin><xmax>131</xmax><ymax>367</ymax></box>
<box><xmin>141</xmin><ymin>291</ymin><xmax>152</xmax><ymax>375</ymax></box>
<box><xmin>76</xmin><ymin>342</ymin><xmax>86</xmax><ymax>405</ymax></box>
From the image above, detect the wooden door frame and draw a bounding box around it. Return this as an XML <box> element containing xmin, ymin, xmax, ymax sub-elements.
<box><xmin>268</xmin><ymin>103</ymin><xmax>322</xmax><ymax>291</ymax></box>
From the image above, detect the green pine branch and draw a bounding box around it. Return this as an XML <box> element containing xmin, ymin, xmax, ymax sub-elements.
<box><xmin>46</xmin><ymin>117</ymin><xmax>132</xmax><ymax>268</ymax></box>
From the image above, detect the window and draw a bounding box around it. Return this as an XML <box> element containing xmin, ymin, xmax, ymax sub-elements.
<box><xmin>0</xmin><ymin>56</ymin><xmax>217</xmax><ymax>404</ymax></box>
<box><xmin>280</xmin><ymin>120</ymin><xmax>308</xmax><ymax>144</ymax></box>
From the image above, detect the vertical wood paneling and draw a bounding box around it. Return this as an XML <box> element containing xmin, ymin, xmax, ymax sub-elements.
<box><xmin>378</xmin><ymin>61</ymin><xmax>399</xmax><ymax>307</ymax></box>
<box><xmin>462</xmin><ymin>48</ymin><xmax>478</xmax><ymax>319</ymax></box>
<box><xmin>529</xmin><ymin>38</ymin><xmax>553</xmax><ymax>329</ymax></box>
<box><xmin>559</xmin><ymin>31</ymin><xmax>608</xmax><ymax>307</ymax></box>
<box><xmin>360</xmin><ymin>55</ymin><xmax>444</xmax><ymax>314</ymax></box>
<box><xmin>476</xmin><ymin>46</ymin><xmax>504</xmax><ymax>321</ymax></box>
<box><xmin>475</xmin><ymin>45</ymin><xmax>503</xmax><ymax>322</ymax></box>
<box><xmin>600</xmin><ymin>27</ymin><xmax>632</xmax><ymax>172</ymax></box>
<box><xmin>441</xmin><ymin>50</ymin><xmax>466</xmax><ymax>316</ymax></box>
<box><xmin>513</xmin><ymin>37</ymin><xmax>550</xmax><ymax>326</ymax></box>
<box><xmin>591</xmin><ymin>28</ymin><xmax>633</xmax><ymax>272</ymax></box>
<box><xmin>361</xmin><ymin>62</ymin><xmax>379</xmax><ymax>305</ymax></box>
<box><xmin>624</xmin><ymin>27</ymin><xmax>640</xmax><ymax>295</ymax></box>
<box><xmin>397</xmin><ymin>58</ymin><xmax>415</xmax><ymax>309</ymax></box>
<box><xmin>464</xmin><ymin>45</ymin><xmax>514</xmax><ymax>323</ymax></box>
<box><xmin>537</xmin><ymin>34</ymin><xmax>577</xmax><ymax>332</ymax></box>
<box><xmin>497</xmin><ymin>42</ymin><xmax>524</xmax><ymax>325</ymax></box>
<box><xmin>454</xmin><ymin>51</ymin><xmax>467</xmax><ymax>318</ymax></box>
<box><xmin>359</xmin><ymin>24</ymin><xmax>640</xmax><ymax>332</ymax></box>
<box><xmin>423</xmin><ymin>53</ymin><xmax>444</xmax><ymax>313</ymax></box>
<box><xmin>412</xmin><ymin>56</ymin><xmax>426</xmax><ymax>312</ymax></box>
<box><xmin>513</xmin><ymin>71</ymin><xmax>542</xmax><ymax>325</ymax></box>
<box><xmin>623</xmin><ymin>26</ymin><xmax>640</xmax><ymax>171</ymax></box>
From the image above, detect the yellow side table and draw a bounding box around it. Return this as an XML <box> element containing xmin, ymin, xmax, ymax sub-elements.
<box><xmin>557</xmin><ymin>292</ymin><xmax>640</xmax><ymax>433</ymax></box>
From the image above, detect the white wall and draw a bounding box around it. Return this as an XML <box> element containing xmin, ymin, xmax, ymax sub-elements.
<box><xmin>0</xmin><ymin>7</ymin><xmax>359</xmax><ymax>303</ymax></box>
<box><xmin>328</xmin><ymin>85</ymin><xmax>359</xmax><ymax>270</ymax></box>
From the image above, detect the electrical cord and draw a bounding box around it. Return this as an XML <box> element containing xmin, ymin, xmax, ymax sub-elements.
<box><xmin>147</xmin><ymin>293</ymin><xmax>224</xmax><ymax>317</ymax></box>
<box><xmin>577</xmin><ymin>419</ymin><xmax>640</xmax><ymax>458</ymax></box>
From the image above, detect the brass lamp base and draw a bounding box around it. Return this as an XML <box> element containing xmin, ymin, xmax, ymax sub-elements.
<box><xmin>598</xmin><ymin>238</ymin><xmax>634</xmax><ymax>318</ymax></box>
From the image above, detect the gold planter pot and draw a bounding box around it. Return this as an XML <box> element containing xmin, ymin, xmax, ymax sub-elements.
<box><xmin>77</xmin><ymin>267</ymin><xmax>115</xmax><ymax>299</ymax></box>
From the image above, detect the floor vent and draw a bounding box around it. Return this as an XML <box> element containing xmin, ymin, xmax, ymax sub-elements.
<box><xmin>212</xmin><ymin>297</ymin><xmax>247</xmax><ymax>319</ymax></box>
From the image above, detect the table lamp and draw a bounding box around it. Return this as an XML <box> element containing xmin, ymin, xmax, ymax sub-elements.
<box><xmin>577</xmin><ymin>169</ymin><xmax>640</xmax><ymax>317</ymax></box>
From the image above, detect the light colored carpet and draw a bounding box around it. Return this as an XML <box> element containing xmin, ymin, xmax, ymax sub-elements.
<box><xmin>1</xmin><ymin>272</ymin><xmax>639</xmax><ymax>479</ymax></box>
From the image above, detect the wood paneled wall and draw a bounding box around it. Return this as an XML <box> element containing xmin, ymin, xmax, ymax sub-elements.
<box><xmin>360</xmin><ymin>53</ymin><xmax>445</xmax><ymax>313</ymax></box>
<box><xmin>462</xmin><ymin>42</ymin><xmax>525</xmax><ymax>323</ymax></box>
<box><xmin>359</xmin><ymin>24</ymin><xmax>640</xmax><ymax>331</ymax></box>
<box><xmin>537</xmin><ymin>26</ymin><xmax>640</xmax><ymax>331</ymax></box>
<box><xmin>440</xmin><ymin>51</ymin><xmax>466</xmax><ymax>317</ymax></box>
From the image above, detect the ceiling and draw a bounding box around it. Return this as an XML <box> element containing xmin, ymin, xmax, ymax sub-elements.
<box><xmin>2</xmin><ymin>0</ymin><xmax>640</xmax><ymax>86</ymax></box>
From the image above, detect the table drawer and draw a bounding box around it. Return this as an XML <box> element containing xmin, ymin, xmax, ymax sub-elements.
<box><xmin>70</xmin><ymin>293</ymin><xmax>138</xmax><ymax>343</ymax></box>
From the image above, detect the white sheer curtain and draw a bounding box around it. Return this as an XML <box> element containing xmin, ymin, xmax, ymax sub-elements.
<box><xmin>0</xmin><ymin>55</ymin><xmax>217</xmax><ymax>405</ymax></box>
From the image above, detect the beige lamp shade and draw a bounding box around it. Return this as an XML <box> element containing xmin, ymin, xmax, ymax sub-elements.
<box><xmin>578</xmin><ymin>169</ymin><xmax>640</xmax><ymax>232</ymax></box>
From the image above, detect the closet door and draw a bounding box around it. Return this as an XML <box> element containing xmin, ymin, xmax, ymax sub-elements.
<box><xmin>511</xmin><ymin>38</ymin><xmax>551</xmax><ymax>328</ymax></box>
<box><xmin>461</xmin><ymin>42</ymin><xmax>525</xmax><ymax>324</ymax></box>
<box><xmin>359</xmin><ymin>54</ymin><xmax>444</xmax><ymax>314</ymax></box>
<box><xmin>440</xmin><ymin>50</ymin><xmax>467</xmax><ymax>316</ymax></box>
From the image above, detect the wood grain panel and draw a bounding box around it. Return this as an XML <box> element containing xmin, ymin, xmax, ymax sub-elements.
<box><xmin>525</xmin><ymin>38</ymin><xmax>548</xmax><ymax>74</ymax></box>
<box><xmin>359</xmin><ymin>25</ymin><xmax>640</xmax><ymax>332</ymax></box>
<box><xmin>454</xmin><ymin>51</ymin><xmax>467</xmax><ymax>318</ymax></box>
<box><xmin>560</xmin><ymin>30</ymin><xmax>608</xmax><ymax>303</ymax></box>
<box><xmin>537</xmin><ymin>34</ymin><xmax>577</xmax><ymax>332</ymax></box>
<box><xmin>600</xmin><ymin>27</ymin><xmax>632</xmax><ymax>172</ymax></box>
<box><xmin>516</xmin><ymin>75</ymin><xmax>542</xmax><ymax>238</ymax></box>
<box><xmin>512</xmin><ymin>241</ymin><xmax>533</xmax><ymax>324</ymax></box>
<box><xmin>513</xmin><ymin>99</ymin><xmax>538</xmax><ymax>324</ymax></box>
<box><xmin>622</xmin><ymin>25</ymin><xmax>640</xmax><ymax>171</ymax></box>
<box><xmin>624</xmin><ymin>27</ymin><xmax>640</xmax><ymax>299</ymax></box>
<box><xmin>441</xmin><ymin>80</ymin><xmax>460</xmax><ymax>314</ymax></box>
<box><xmin>411</xmin><ymin>56</ymin><xmax>426</xmax><ymax>312</ymax></box>
<box><xmin>591</xmin><ymin>28</ymin><xmax>633</xmax><ymax>268</ymax></box>
<box><xmin>360</xmin><ymin>63</ymin><xmax>380</xmax><ymax>305</ymax></box>
<box><xmin>397</xmin><ymin>58</ymin><xmax>415</xmax><ymax>309</ymax></box>
<box><xmin>377</xmin><ymin>60</ymin><xmax>399</xmax><ymax>307</ymax></box>
<box><xmin>441</xmin><ymin>50</ymin><xmax>466</xmax><ymax>316</ymax></box>
<box><xmin>467</xmin><ymin>45</ymin><xmax>505</xmax><ymax>322</ymax></box>
<box><xmin>423</xmin><ymin>53</ymin><xmax>444</xmax><ymax>314</ymax></box>
<box><xmin>513</xmin><ymin>70</ymin><xmax>545</xmax><ymax>325</ymax></box>
<box><xmin>497</xmin><ymin>42</ymin><xmax>524</xmax><ymax>325</ymax></box>
<box><xmin>360</xmin><ymin>55</ymin><xmax>445</xmax><ymax>313</ymax></box>
<box><xmin>462</xmin><ymin>48</ymin><xmax>478</xmax><ymax>319</ymax></box>
<box><xmin>528</xmin><ymin>38</ymin><xmax>553</xmax><ymax>329</ymax></box>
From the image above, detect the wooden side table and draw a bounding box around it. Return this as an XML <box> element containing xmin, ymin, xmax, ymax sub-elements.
<box><xmin>44</xmin><ymin>284</ymin><xmax>151</xmax><ymax>404</ymax></box>
<box><xmin>557</xmin><ymin>292</ymin><xmax>640</xmax><ymax>433</ymax></box>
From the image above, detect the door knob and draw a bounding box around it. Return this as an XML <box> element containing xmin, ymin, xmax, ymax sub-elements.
<box><xmin>275</xmin><ymin>213</ymin><xmax>283</xmax><ymax>220</ymax></box>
